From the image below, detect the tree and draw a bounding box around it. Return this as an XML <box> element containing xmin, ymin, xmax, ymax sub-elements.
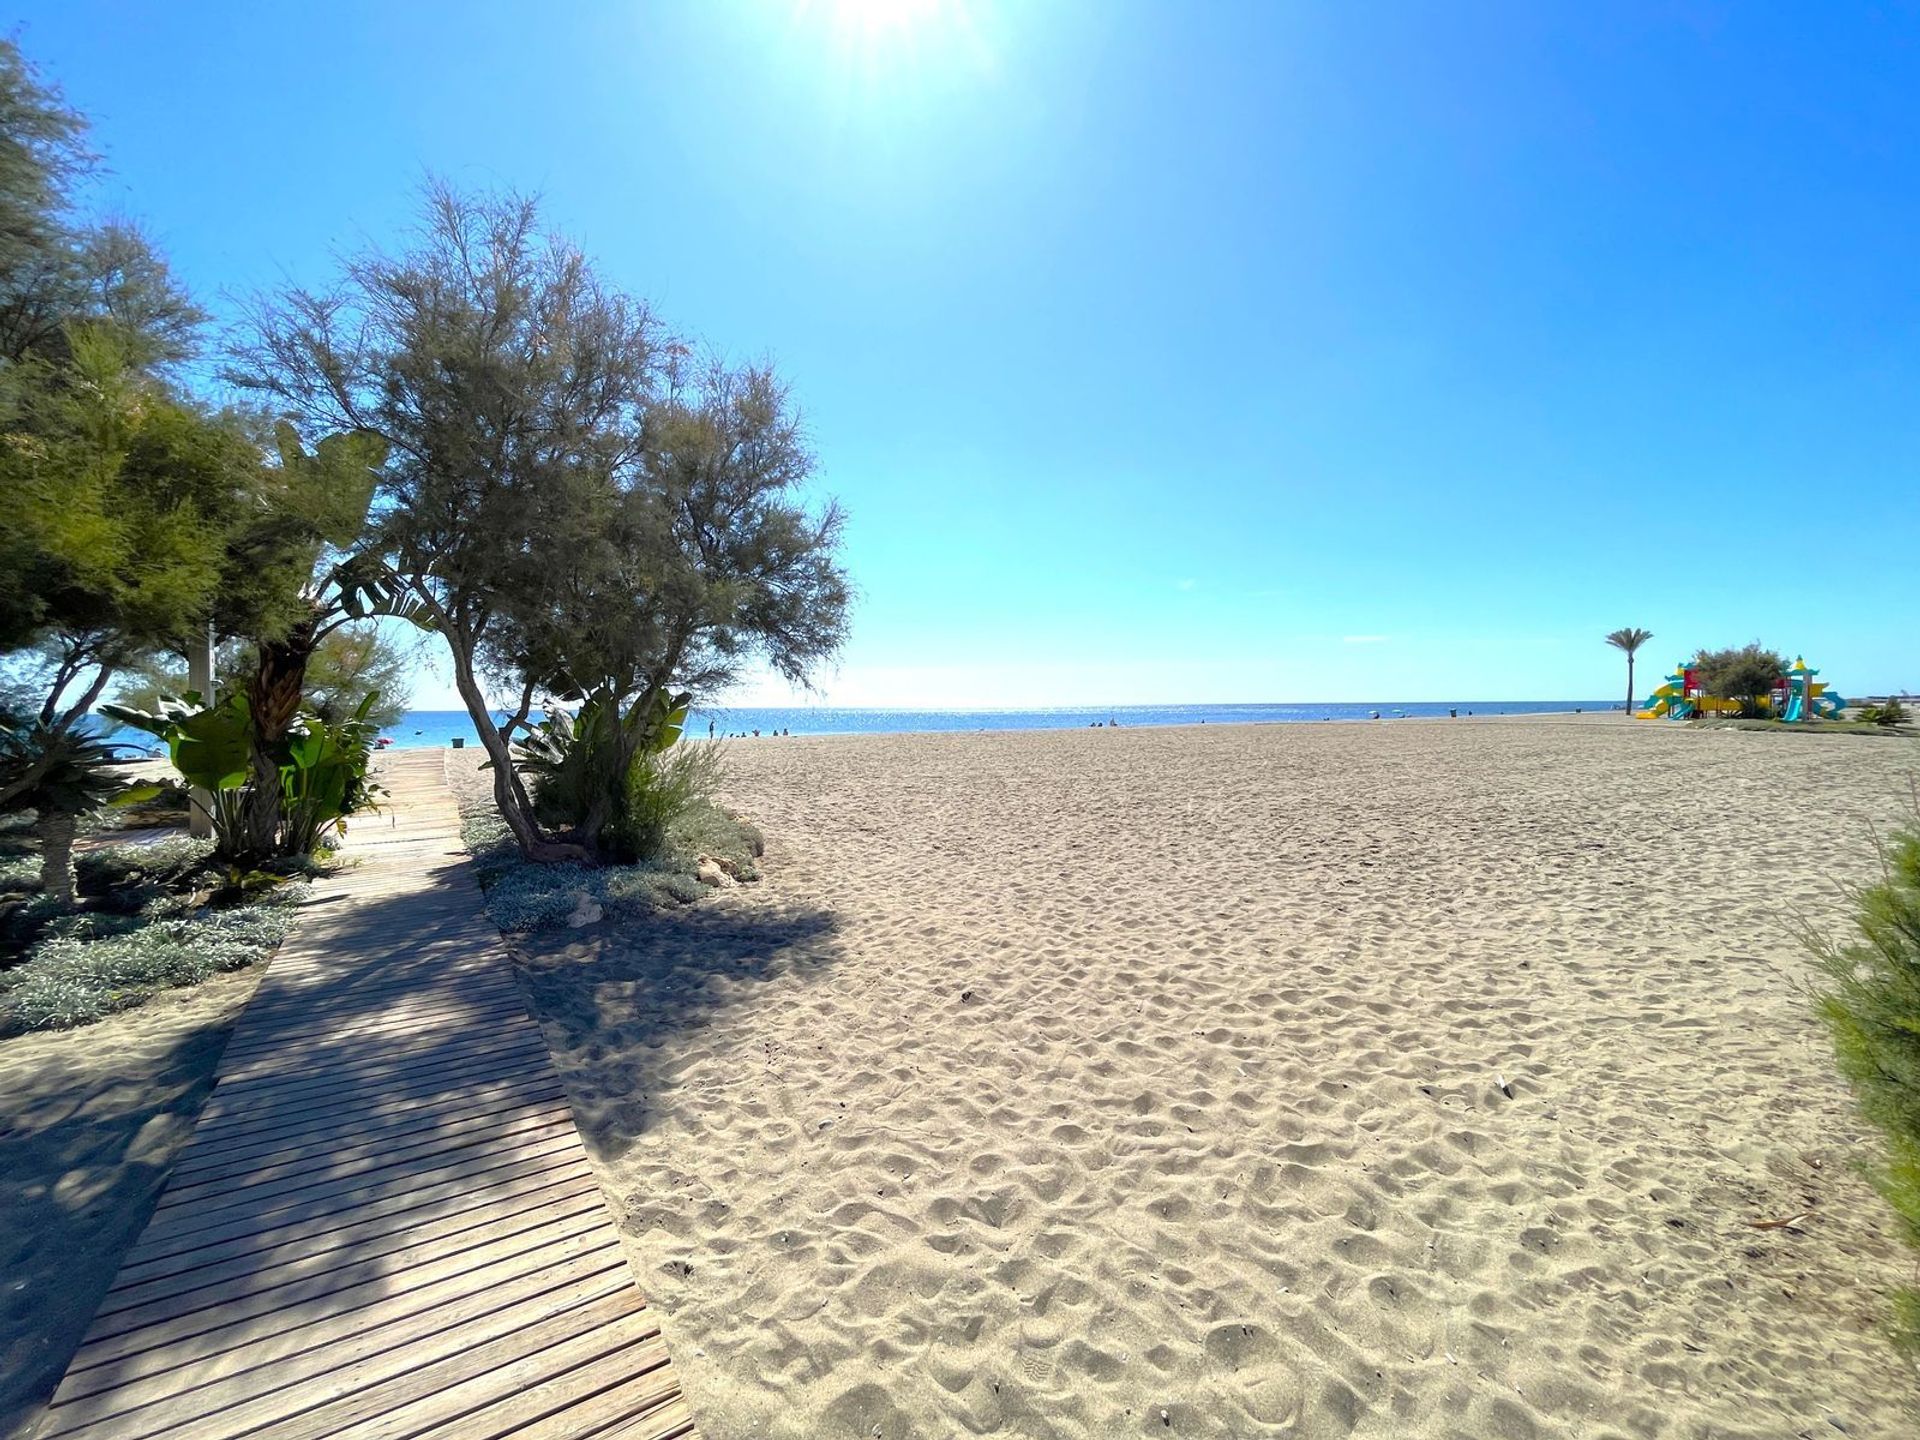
<box><xmin>491</xmin><ymin>355</ymin><xmax>849</xmax><ymax>855</ymax></box>
<box><xmin>1693</xmin><ymin>642</ymin><xmax>1786</xmax><ymax>718</ymax></box>
<box><xmin>205</xmin><ymin>423</ymin><xmax>416</xmax><ymax>856</ymax></box>
<box><xmin>1806</xmin><ymin>810</ymin><xmax>1920</xmax><ymax>1351</ymax></box>
<box><xmin>0</xmin><ymin>723</ymin><xmax>128</xmax><ymax>905</ymax></box>
<box><xmin>0</xmin><ymin>40</ymin><xmax>202</xmax><ymax>370</ymax></box>
<box><xmin>233</xmin><ymin>183</ymin><xmax>851</xmax><ymax>861</ymax></box>
<box><xmin>1605</xmin><ymin>627</ymin><xmax>1654</xmax><ymax>711</ymax></box>
<box><xmin>112</xmin><ymin>622</ymin><xmax>417</xmax><ymax>736</ymax></box>
<box><xmin>297</xmin><ymin>626</ymin><xmax>415</xmax><ymax>730</ymax></box>
<box><xmin>0</xmin><ymin>329</ymin><xmax>251</xmax><ymax>812</ymax></box>
<box><xmin>0</xmin><ymin>35</ymin><xmax>220</xmax><ymax>873</ymax></box>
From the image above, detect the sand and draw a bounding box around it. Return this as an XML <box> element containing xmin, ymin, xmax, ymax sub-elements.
<box><xmin>491</xmin><ymin>716</ymin><xmax>1918</xmax><ymax>1438</ymax></box>
<box><xmin>0</xmin><ymin>969</ymin><xmax>259</xmax><ymax>1439</ymax></box>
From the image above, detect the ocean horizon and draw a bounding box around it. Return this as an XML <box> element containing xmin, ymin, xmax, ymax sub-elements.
<box><xmin>374</xmin><ymin>700</ymin><xmax>1620</xmax><ymax>749</ymax></box>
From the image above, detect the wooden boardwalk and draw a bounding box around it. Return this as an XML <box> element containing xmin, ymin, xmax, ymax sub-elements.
<box><xmin>32</xmin><ymin>751</ymin><xmax>694</xmax><ymax>1440</ymax></box>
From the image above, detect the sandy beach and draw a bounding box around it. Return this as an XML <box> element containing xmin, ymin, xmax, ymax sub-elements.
<box><xmin>476</xmin><ymin>716</ymin><xmax>1920</xmax><ymax>1438</ymax></box>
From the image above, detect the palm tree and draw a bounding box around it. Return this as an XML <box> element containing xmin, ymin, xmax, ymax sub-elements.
<box><xmin>1605</xmin><ymin>627</ymin><xmax>1654</xmax><ymax>712</ymax></box>
<box><xmin>0</xmin><ymin>723</ymin><xmax>132</xmax><ymax>906</ymax></box>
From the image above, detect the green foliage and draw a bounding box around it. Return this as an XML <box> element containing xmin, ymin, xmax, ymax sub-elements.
<box><xmin>235</xmin><ymin>184</ymin><xmax>848</xmax><ymax>861</ymax></box>
<box><xmin>0</xmin><ymin>719</ymin><xmax>137</xmax><ymax>904</ymax></box>
<box><xmin>0</xmin><ymin>39</ymin><xmax>203</xmax><ymax>370</ymax></box>
<box><xmin>505</xmin><ymin>688</ymin><xmax>693</xmax><ymax>861</ymax></box>
<box><xmin>1860</xmin><ymin>699</ymin><xmax>1910</xmax><ymax>727</ymax></box>
<box><xmin>1692</xmin><ymin>642</ymin><xmax>1787</xmax><ymax>718</ymax></box>
<box><xmin>75</xmin><ymin>836</ymin><xmax>213</xmax><ymax>901</ymax></box>
<box><xmin>113</xmin><ymin>625</ymin><xmax>417</xmax><ymax>736</ymax></box>
<box><xmin>511</xmin><ymin>701</ymin><xmax>628</xmax><ymax>836</ymax></box>
<box><xmin>1808</xmin><ymin>815</ymin><xmax>1920</xmax><ymax>1353</ymax></box>
<box><xmin>101</xmin><ymin>689</ymin><xmax>382</xmax><ymax>858</ymax></box>
<box><xmin>619</xmin><ymin>740</ymin><xmax>727</xmax><ymax>867</ymax></box>
<box><xmin>210</xmin><ymin>423</ymin><xmax>396</xmax><ymax>657</ymax></box>
<box><xmin>299</xmin><ymin>627</ymin><xmax>415</xmax><ymax>730</ymax></box>
<box><xmin>102</xmin><ymin>690</ymin><xmax>249</xmax><ymax>790</ymax></box>
<box><xmin>279</xmin><ymin>690</ymin><xmax>383</xmax><ymax>855</ymax></box>
<box><xmin>0</xmin><ymin>719</ymin><xmax>129</xmax><ymax>818</ymax></box>
<box><xmin>0</xmin><ymin>887</ymin><xmax>299</xmax><ymax>1031</ymax></box>
<box><xmin>457</xmin><ymin>754</ymin><xmax>755</xmax><ymax>933</ymax></box>
<box><xmin>0</xmin><ymin>330</ymin><xmax>248</xmax><ymax>657</ymax></box>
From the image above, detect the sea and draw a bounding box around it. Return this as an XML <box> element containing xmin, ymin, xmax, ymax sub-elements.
<box><xmin>375</xmin><ymin>700</ymin><xmax>1619</xmax><ymax>749</ymax></box>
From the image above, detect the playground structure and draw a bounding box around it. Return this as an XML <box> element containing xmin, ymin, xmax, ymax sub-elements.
<box><xmin>1636</xmin><ymin>655</ymin><xmax>1845</xmax><ymax>721</ymax></box>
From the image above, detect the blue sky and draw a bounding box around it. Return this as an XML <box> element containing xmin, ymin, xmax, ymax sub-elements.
<box><xmin>16</xmin><ymin>1</ymin><xmax>1917</xmax><ymax>705</ymax></box>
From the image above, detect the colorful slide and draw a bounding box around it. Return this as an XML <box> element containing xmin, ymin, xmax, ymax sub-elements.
<box><xmin>1782</xmin><ymin>656</ymin><xmax>1845</xmax><ymax>722</ymax></box>
<box><xmin>1636</xmin><ymin>664</ymin><xmax>1695</xmax><ymax>719</ymax></box>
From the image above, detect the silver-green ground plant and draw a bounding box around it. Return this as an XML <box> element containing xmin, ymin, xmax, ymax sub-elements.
<box><xmin>0</xmin><ymin>837</ymin><xmax>304</xmax><ymax>1031</ymax></box>
<box><xmin>457</xmin><ymin>742</ymin><xmax>762</xmax><ymax>934</ymax></box>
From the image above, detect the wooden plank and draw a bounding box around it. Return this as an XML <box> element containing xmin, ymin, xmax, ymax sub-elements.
<box><xmin>179</xmin><ymin>1053</ymin><xmax>557</xmax><ymax>1143</ymax></box>
<box><xmin>489</xmin><ymin>1364</ymin><xmax>688</xmax><ymax>1440</ymax></box>
<box><xmin>55</xmin><ymin>1240</ymin><xmax>631</xmax><ymax>1411</ymax></box>
<box><xmin>162</xmin><ymin>1082</ymin><xmax>570</xmax><ymax>1182</ymax></box>
<box><xmin>158</xmin><ymin>1097</ymin><xmax>574</xmax><ymax>1194</ymax></box>
<box><xmin>215</xmin><ymin>996</ymin><xmax>532</xmax><ymax>1065</ymax></box>
<box><xmin>42</xmin><ymin>1259</ymin><xmax>636</xmax><ymax>1440</ymax></box>
<box><xmin>109</xmin><ymin>1168</ymin><xmax>600</xmax><ymax>1293</ymax></box>
<box><xmin>105</xmin><ymin>1132</ymin><xmax>593</xmax><ymax>1291</ymax></box>
<box><xmin>72</xmin><ymin>1207</ymin><xmax>614</xmax><ymax>1366</ymax></box>
<box><xmin>120</xmin><ymin>1148</ymin><xmax>594</xmax><ymax>1271</ymax></box>
<box><xmin>407</xmin><ymin>1334</ymin><xmax>677</xmax><ymax>1440</ymax></box>
<box><xmin>97</xmin><ymin>1184</ymin><xmax>608</xmax><ymax>1324</ymax></box>
<box><xmin>160</xmin><ymin>1076</ymin><xmax>568</xmax><ymax>1171</ymax></box>
<box><xmin>596</xmin><ymin>1396</ymin><xmax>700</xmax><ymax>1440</ymax></box>
<box><xmin>190</xmin><ymin>1032</ymin><xmax>555</xmax><ymax>1119</ymax></box>
<box><xmin>31</xmin><ymin>750</ymin><xmax>695</xmax><ymax>1440</ymax></box>
<box><xmin>292</xmin><ymin>1302</ymin><xmax>663</xmax><ymax>1440</ymax></box>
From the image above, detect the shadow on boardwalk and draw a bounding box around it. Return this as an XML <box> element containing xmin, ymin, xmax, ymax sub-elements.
<box><xmin>23</xmin><ymin>749</ymin><xmax>715</xmax><ymax>1440</ymax></box>
<box><xmin>0</xmin><ymin>986</ymin><xmax>251</xmax><ymax>1440</ymax></box>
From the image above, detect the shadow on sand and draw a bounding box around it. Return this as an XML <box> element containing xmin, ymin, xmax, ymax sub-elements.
<box><xmin>507</xmin><ymin>897</ymin><xmax>845</xmax><ymax>1167</ymax></box>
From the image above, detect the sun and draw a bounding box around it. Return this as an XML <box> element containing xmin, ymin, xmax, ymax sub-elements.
<box><xmin>822</xmin><ymin>0</ymin><xmax>948</xmax><ymax>42</ymax></box>
<box><xmin>788</xmin><ymin>0</ymin><xmax>993</xmax><ymax>82</ymax></box>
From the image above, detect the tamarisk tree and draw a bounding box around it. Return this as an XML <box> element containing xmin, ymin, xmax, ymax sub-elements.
<box><xmin>234</xmin><ymin>184</ymin><xmax>849</xmax><ymax>861</ymax></box>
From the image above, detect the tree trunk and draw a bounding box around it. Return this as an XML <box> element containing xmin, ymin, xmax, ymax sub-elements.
<box><xmin>242</xmin><ymin>623</ymin><xmax>318</xmax><ymax>859</ymax></box>
<box><xmin>1626</xmin><ymin>653</ymin><xmax>1636</xmax><ymax>712</ymax></box>
<box><xmin>446</xmin><ymin>636</ymin><xmax>585</xmax><ymax>862</ymax></box>
<box><xmin>37</xmin><ymin>809</ymin><xmax>77</xmax><ymax>907</ymax></box>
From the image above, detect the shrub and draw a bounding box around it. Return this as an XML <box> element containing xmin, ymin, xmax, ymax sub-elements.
<box><xmin>75</xmin><ymin>837</ymin><xmax>215</xmax><ymax>899</ymax></box>
<box><xmin>454</xmin><ymin>745</ymin><xmax>761</xmax><ymax>933</ymax></box>
<box><xmin>1860</xmin><ymin>700</ymin><xmax>1910</xmax><ymax>727</ymax></box>
<box><xmin>614</xmin><ymin>741</ymin><xmax>728</xmax><ymax>864</ymax></box>
<box><xmin>1807</xmin><ymin>813</ymin><xmax>1920</xmax><ymax>1352</ymax></box>
<box><xmin>0</xmin><ymin>887</ymin><xmax>301</xmax><ymax>1031</ymax></box>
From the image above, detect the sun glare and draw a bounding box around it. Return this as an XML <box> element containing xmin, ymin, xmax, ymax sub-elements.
<box><xmin>825</xmin><ymin>0</ymin><xmax>946</xmax><ymax>41</ymax></box>
<box><xmin>789</xmin><ymin>0</ymin><xmax>995</xmax><ymax>92</ymax></box>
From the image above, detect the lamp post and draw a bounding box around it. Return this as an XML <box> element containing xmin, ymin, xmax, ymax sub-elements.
<box><xmin>186</xmin><ymin>621</ymin><xmax>214</xmax><ymax>839</ymax></box>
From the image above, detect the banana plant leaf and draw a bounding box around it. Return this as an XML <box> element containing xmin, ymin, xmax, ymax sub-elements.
<box><xmin>101</xmin><ymin>692</ymin><xmax>253</xmax><ymax>792</ymax></box>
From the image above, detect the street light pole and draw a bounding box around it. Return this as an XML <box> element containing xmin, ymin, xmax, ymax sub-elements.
<box><xmin>187</xmin><ymin>621</ymin><xmax>214</xmax><ymax>839</ymax></box>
